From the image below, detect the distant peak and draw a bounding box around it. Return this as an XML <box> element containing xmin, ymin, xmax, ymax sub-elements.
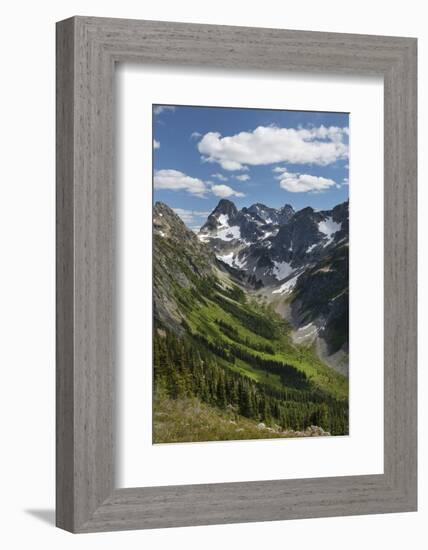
<box><xmin>154</xmin><ymin>201</ymin><xmax>174</xmax><ymax>214</ymax></box>
<box><xmin>211</xmin><ymin>199</ymin><xmax>238</xmax><ymax>217</ymax></box>
<box><xmin>248</xmin><ymin>202</ymin><xmax>269</xmax><ymax>210</ymax></box>
<box><xmin>216</xmin><ymin>198</ymin><xmax>236</xmax><ymax>208</ymax></box>
<box><xmin>295</xmin><ymin>206</ymin><xmax>314</xmax><ymax>217</ymax></box>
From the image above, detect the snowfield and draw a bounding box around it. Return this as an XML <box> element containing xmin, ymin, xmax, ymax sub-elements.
<box><xmin>216</xmin><ymin>224</ymin><xmax>241</xmax><ymax>241</ymax></box>
<box><xmin>318</xmin><ymin>217</ymin><xmax>341</xmax><ymax>246</ymax></box>
<box><xmin>272</xmin><ymin>273</ymin><xmax>300</xmax><ymax>295</ymax></box>
<box><xmin>211</xmin><ymin>213</ymin><xmax>242</xmax><ymax>241</ymax></box>
<box><xmin>198</xmin><ymin>232</ymin><xmax>211</xmax><ymax>243</ymax></box>
<box><xmin>216</xmin><ymin>252</ymin><xmax>235</xmax><ymax>267</ymax></box>
<box><xmin>233</xmin><ymin>254</ymin><xmax>247</xmax><ymax>269</ymax></box>
<box><xmin>217</xmin><ymin>214</ymin><xmax>229</xmax><ymax>227</ymax></box>
<box><xmin>272</xmin><ymin>260</ymin><xmax>293</xmax><ymax>280</ymax></box>
<box><xmin>198</xmin><ymin>213</ymin><xmax>242</xmax><ymax>242</ymax></box>
<box><xmin>217</xmin><ymin>251</ymin><xmax>247</xmax><ymax>269</ymax></box>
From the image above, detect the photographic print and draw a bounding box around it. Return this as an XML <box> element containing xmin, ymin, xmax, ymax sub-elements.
<box><xmin>153</xmin><ymin>105</ymin><xmax>349</xmax><ymax>444</ymax></box>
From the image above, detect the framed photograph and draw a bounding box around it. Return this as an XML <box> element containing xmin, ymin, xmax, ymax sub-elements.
<box><xmin>151</xmin><ymin>104</ymin><xmax>350</xmax><ymax>446</ymax></box>
<box><xmin>56</xmin><ymin>17</ymin><xmax>417</xmax><ymax>532</ymax></box>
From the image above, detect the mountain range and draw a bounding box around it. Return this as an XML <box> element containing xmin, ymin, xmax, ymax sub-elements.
<box><xmin>152</xmin><ymin>199</ymin><xmax>349</xmax><ymax>442</ymax></box>
<box><xmin>197</xmin><ymin>198</ymin><xmax>349</xmax><ymax>374</ymax></box>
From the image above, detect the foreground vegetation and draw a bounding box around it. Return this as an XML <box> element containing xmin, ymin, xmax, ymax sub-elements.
<box><xmin>153</xmin><ymin>393</ymin><xmax>299</xmax><ymax>443</ymax></box>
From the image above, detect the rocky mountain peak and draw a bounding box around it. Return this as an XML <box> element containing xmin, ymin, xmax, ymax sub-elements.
<box><xmin>153</xmin><ymin>202</ymin><xmax>212</xmax><ymax>259</ymax></box>
<box><xmin>247</xmin><ymin>203</ymin><xmax>269</xmax><ymax>215</ymax></box>
<box><xmin>198</xmin><ymin>199</ymin><xmax>239</xmax><ymax>235</ymax></box>
<box><xmin>280</xmin><ymin>203</ymin><xmax>295</xmax><ymax>216</ymax></box>
<box><xmin>294</xmin><ymin>206</ymin><xmax>314</xmax><ymax>218</ymax></box>
<box><xmin>212</xmin><ymin>199</ymin><xmax>238</xmax><ymax>218</ymax></box>
<box><xmin>153</xmin><ymin>201</ymin><xmax>186</xmax><ymax>236</ymax></box>
<box><xmin>245</xmin><ymin>202</ymin><xmax>295</xmax><ymax>225</ymax></box>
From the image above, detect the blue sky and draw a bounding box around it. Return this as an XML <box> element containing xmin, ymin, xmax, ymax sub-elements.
<box><xmin>153</xmin><ymin>105</ymin><xmax>349</xmax><ymax>230</ymax></box>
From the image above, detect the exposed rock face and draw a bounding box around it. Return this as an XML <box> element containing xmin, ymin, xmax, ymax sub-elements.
<box><xmin>245</xmin><ymin>202</ymin><xmax>295</xmax><ymax>226</ymax></box>
<box><xmin>200</xmin><ymin>198</ymin><xmax>239</xmax><ymax>233</ymax></box>
<box><xmin>291</xmin><ymin>240</ymin><xmax>349</xmax><ymax>357</ymax></box>
<box><xmin>199</xmin><ymin>199</ymin><xmax>348</xmax><ymax>281</ymax></box>
<box><xmin>153</xmin><ymin>202</ymin><xmax>216</xmax><ymax>334</ymax></box>
<box><xmin>200</xmin><ymin>200</ymin><xmax>260</xmax><ymax>246</ymax></box>
<box><xmin>198</xmin><ymin>200</ymin><xmax>295</xmax><ymax>266</ymax></box>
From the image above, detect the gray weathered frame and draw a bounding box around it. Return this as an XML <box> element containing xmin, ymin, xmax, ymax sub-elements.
<box><xmin>56</xmin><ymin>16</ymin><xmax>417</xmax><ymax>533</ymax></box>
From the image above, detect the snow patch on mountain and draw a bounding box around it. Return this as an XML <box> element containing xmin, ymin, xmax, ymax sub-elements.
<box><xmin>263</xmin><ymin>231</ymin><xmax>275</xmax><ymax>239</ymax></box>
<box><xmin>272</xmin><ymin>273</ymin><xmax>300</xmax><ymax>295</ymax></box>
<box><xmin>216</xmin><ymin>225</ymin><xmax>241</xmax><ymax>241</ymax></box>
<box><xmin>217</xmin><ymin>251</ymin><xmax>247</xmax><ymax>269</ymax></box>
<box><xmin>198</xmin><ymin>233</ymin><xmax>211</xmax><ymax>243</ymax></box>
<box><xmin>217</xmin><ymin>252</ymin><xmax>235</xmax><ymax>267</ymax></box>
<box><xmin>199</xmin><ymin>212</ymin><xmax>242</xmax><ymax>242</ymax></box>
<box><xmin>318</xmin><ymin>217</ymin><xmax>341</xmax><ymax>246</ymax></box>
<box><xmin>217</xmin><ymin>214</ymin><xmax>229</xmax><ymax>227</ymax></box>
<box><xmin>234</xmin><ymin>255</ymin><xmax>247</xmax><ymax>269</ymax></box>
<box><xmin>292</xmin><ymin>322</ymin><xmax>319</xmax><ymax>344</ymax></box>
<box><xmin>272</xmin><ymin>261</ymin><xmax>293</xmax><ymax>280</ymax></box>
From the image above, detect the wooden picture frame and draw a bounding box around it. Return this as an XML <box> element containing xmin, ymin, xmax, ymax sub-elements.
<box><xmin>56</xmin><ymin>16</ymin><xmax>417</xmax><ymax>533</ymax></box>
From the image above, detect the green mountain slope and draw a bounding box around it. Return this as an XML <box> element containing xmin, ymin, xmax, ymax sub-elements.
<box><xmin>153</xmin><ymin>202</ymin><xmax>348</xmax><ymax>442</ymax></box>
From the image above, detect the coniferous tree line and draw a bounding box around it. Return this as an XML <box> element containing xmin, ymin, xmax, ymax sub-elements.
<box><xmin>192</xmin><ymin>330</ymin><xmax>309</xmax><ymax>390</ymax></box>
<box><xmin>211</xmin><ymin>293</ymin><xmax>279</xmax><ymax>340</ymax></box>
<box><xmin>154</xmin><ymin>328</ymin><xmax>348</xmax><ymax>435</ymax></box>
<box><xmin>215</xmin><ymin>319</ymin><xmax>275</xmax><ymax>354</ymax></box>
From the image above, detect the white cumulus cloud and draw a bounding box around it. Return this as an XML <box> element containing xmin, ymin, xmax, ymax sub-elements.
<box><xmin>154</xmin><ymin>169</ymin><xmax>207</xmax><ymax>197</ymax></box>
<box><xmin>211</xmin><ymin>173</ymin><xmax>228</xmax><ymax>181</ymax></box>
<box><xmin>153</xmin><ymin>139</ymin><xmax>160</xmax><ymax>149</ymax></box>
<box><xmin>275</xmin><ymin>168</ymin><xmax>336</xmax><ymax>193</ymax></box>
<box><xmin>198</xmin><ymin>125</ymin><xmax>348</xmax><ymax>170</ymax></box>
<box><xmin>191</xmin><ymin>131</ymin><xmax>202</xmax><ymax>139</ymax></box>
<box><xmin>211</xmin><ymin>184</ymin><xmax>245</xmax><ymax>198</ymax></box>
<box><xmin>153</xmin><ymin>105</ymin><xmax>175</xmax><ymax>115</ymax></box>
<box><xmin>234</xmin><ymin>174</ymin><xmax>250</xmax><ymax>182</ymax></box>
<box><xmin>154</xmin><ymin>169</ymin><xmax>246</xmax><ymax>199</ymax></box>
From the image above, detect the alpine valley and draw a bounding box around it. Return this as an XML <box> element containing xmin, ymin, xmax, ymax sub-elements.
<box><xmin>153</xmin><ymin>199</ymin><xmax>349</xmax><ymax>443</ymax></box>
